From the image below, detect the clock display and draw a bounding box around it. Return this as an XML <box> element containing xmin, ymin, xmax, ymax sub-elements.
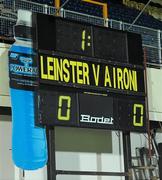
<box><xmin>33</xmin><ymin>13</ymin><xmax>143</xmax><ymax>65</ymax></box>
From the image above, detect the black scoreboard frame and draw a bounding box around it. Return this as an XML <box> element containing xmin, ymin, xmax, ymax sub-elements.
<box><xmin>33</xmin><ymin>13</ymin><xmax>147</xmax><ymax>133</ymax></box>
<box><xmin>32</xmin><ymin>13</ymin><xmax>148</xmax><ymax>180</ymax></box>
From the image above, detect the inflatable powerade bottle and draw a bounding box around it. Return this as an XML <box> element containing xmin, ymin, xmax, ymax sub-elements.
<box><xmin>9</xmin><ymin>10</ymin><xmax>47</xmax><ymax>170</ymax></box>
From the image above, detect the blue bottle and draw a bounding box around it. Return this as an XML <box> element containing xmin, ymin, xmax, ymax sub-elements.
<box><xmin>9</xmin><ymin>10</ymin><xmax>47</xmax><ymax>170</ymax></box>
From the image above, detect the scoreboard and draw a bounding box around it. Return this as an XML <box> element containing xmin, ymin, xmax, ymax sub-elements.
<box><xmin>33</xmin><ymin>13</ymin><xmax>147</xmax><ymax>132</ymax></box>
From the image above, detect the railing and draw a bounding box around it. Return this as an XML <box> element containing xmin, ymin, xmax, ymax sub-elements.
<box><xmin>63</xmin><ymin>9</ymin><xmax>107</xmax><ymax>26</ymax></box>
<box><xmin>0</xmin><ymin>0</ymin><xmax>55</xmax><ymax>14</ymax></box>
<box><xmin>0</xmin><ymin>0</ymin><xmax>56</xmax><ymax>37</ymax></box>
<box><xmin>108</xmin><ymin>19</ymin><xmax>162</xmax><ymax>64</ymax></box>
<box><xmin>0</xmin><ymin>0</ymin><xmax>162</xmax><ymax>64</ymax></box>
<box><xmin>0</xmin><ymin>12</ymin><xmax>16</xmax><ymax>38</ymax></box>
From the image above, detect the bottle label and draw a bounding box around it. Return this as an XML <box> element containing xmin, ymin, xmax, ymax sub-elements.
<box><xmin>9</xmin><ymin>48</ymin><xmax>38</xmax><ymax>91</ymax></box>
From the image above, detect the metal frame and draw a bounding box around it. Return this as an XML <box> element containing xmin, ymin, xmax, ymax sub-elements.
<box><xmin>46</xmin><ymin>127</ymin><xmax>132</xmax><ymax>180</ymax></box>
<box><xmin>123</xmin><ymin>132</ymin><xmax>132</xmax><ymax>180</ymax></box>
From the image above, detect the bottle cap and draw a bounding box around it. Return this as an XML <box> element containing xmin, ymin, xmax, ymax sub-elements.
<box><xmin>17</xmin><ymin>10</ymin><xmax>32</xmax><ymax>27</ymax></box>
<box><xmin>14</xmin><ymin>10</ymin><xmax>32</xmax><ymax>39</ymax></box>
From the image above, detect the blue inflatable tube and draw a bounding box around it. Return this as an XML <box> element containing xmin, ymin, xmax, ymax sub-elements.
<box><xmin>9</xmin><ymin>44</ymin><xmax>47</xmax><ymax>170</ymax></box>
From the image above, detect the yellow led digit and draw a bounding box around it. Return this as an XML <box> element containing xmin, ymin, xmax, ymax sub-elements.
<box><xmin>58</xmin><ymin>96</ymin><xmax>71</xmax><ymax>121</ymax></box>
<box><xmin>81</xmin><ymin>30</ymin><xmax>86</xmax><ymax>51</ymax></box>
<box><xmin>133</xmin><ymin>104</ymin><xmax>144</xmax><ymax>127</ymax></box>
<box><xmin>81</xmin><ymin>30</ymin><xmax>91</xmax><ymax>51</ymax></box>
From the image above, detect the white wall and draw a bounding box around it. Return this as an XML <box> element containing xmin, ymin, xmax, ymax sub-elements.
<box><xmin>147</xmin><ymin>67</ymin><xmax>162</xmax><ymax>122</ymax></box>
<box><xmin>14</xmin><ymin>166</ymin><xmax>47</xmax><ymax>180</ymax></box>
<box><xmin>0</xmin><ymin>116</ymin><xmax>14</xmax><ymax>180</ymax></box>
<box><xmin>0</xmin><ymin>43</ymin><xmax>11</xmax><ymax>107</ymax></box>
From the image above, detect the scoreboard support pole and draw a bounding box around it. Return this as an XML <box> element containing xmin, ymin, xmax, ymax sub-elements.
<box><xmin>123</xmin><ymin>132</ymin><xmax>132</xmax><ymax>180</ymax></box>
<box><xmin>46</xmin><ymin>127</ymin><xmax>57</xmax><ymax>180</ymax></box>
<box><xmin>46</xmin><ymin>127</ymin><xmax>132</xmax><ymax>180</ymax></box>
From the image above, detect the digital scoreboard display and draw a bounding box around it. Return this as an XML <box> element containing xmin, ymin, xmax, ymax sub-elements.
<box><xmin>36</xmin><ymin>89</ymin><xmax>146</xmax><ymax>132</ymax></box>
<box><xmin>33</xmin><ymin>13</ymin><xmax>147</xmax><ymax>132</ymax></box>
